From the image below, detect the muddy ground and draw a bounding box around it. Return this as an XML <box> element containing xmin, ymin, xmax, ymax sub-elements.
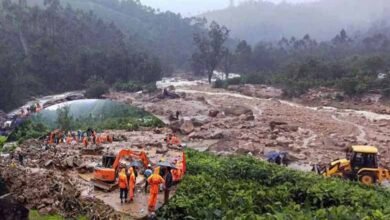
<box><xmin>106</xmin><ymin>81</ymin><xmax>390</xmax><ymax>168</ymax></box>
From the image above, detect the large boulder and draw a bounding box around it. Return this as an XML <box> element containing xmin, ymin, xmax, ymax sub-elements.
<box><xmin>224</xmin><ymin>105</ymin><xmax>253</xmax><ymax>116</ymax></box>
<box><xmin>191</xmin><ymin>116</ymin><xmax>210</xmax><ymax>127</ymax></box>
<box><xmin>169</xmin><ymin>120</ymin><xmax>183</xmax><ymax>133</ymax></box>
<box><xmin>209</xmin><ymin>110</ymin><xmax>219</xmax><ymax>117</ymax></box>
<box><xmin>180</xmin><ymin>120</ymin><xmax>194</xmax><ymax>135</ymax></box>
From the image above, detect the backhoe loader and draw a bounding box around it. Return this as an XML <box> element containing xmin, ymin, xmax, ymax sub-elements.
<box><xmin>92</xmin><ymin>149</ymin><xmax>150</xmax><ymax>191</ymax></box>
<box><xmin>313</xmin><ymin>145</ymin><xmax>390</xmax><ymax>185</ymax></box>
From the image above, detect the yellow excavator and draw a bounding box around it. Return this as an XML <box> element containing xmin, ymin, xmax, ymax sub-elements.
<box><xmin>313</xmin><ymin>145</ymin><xmax>390</xmax><ymax>185</ymax></box>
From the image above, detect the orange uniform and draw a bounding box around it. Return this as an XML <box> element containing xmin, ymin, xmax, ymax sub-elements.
<box><xmin>170</xmin><ymin>135</ymin><xmax>181</xmax><ymax>145</ymax></box>
<box><xmin>172</xmin><ymin>167</ymin><xmax>182</xmax><ymax>182</ymax></box>
<box><xmin>66</xmin><ymin>136</ymin><xmax>73</xmax><ymax>144</ymax></box>
<box><xmin>118</xmin><ymin>171</ymin><xmax>128</xmax><ymax>189</ymax></box>
<box><xmin>147</xmin><ymin>167</ymin><xmax>165</xmax><ymax>212</ymax></box>
<box><xmin>128</xmin><ymin>167</ymin><xmax>136</xmax><ymax>201</ymax></box>
<box><xmin>82</xmin><ymin>137</ymin><xmax>88</xmax><ymax>147</ymax></box>
<box><xmin>49</xmin><ymin>133</ymin><xmax>54</xmax><ymax>144</ymax></box>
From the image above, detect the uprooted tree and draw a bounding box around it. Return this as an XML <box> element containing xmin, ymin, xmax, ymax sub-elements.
<box><xmin>192</xmin><ymin>21</ymin><xmax>230</xmax><ymax>83</ymax></box>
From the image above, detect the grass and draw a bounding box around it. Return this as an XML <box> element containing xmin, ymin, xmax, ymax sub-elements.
<box><xmin>29</xmin><ymin>210</ymin><xmax>87</xmax><ymax>220</ymax></box>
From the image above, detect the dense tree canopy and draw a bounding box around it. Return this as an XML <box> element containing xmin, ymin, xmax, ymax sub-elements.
<box><xmin>217</xmin><ymin>29</ymin><xmax>390</xmax><ymax>97</ymax></box>
<box><xmin>0</xmin><ymin>0</ymin><xmax>162</xmax><ymax>111</ymax></box>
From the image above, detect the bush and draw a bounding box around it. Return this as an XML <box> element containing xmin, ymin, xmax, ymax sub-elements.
<box><xmin>242</xmin><ymin>73</ymin><xmax>265</xmax><ymax>84</ymax></box>
<box><xmin>114</xmin><ymin>81</ymin><xmax>143</xmax><ymax>92</ymax></box>
<box><xmin>158</xmin><ymin>149</ymin><xmax>390</xmax><ymax>219</ymax></box>
<box><xmin>7</xmin><ymin>120</ymin><xmax>49</xmax><ymax>143</ymax></box>
<box><xmin>0</xmin><ymin>136</ymin><xmax>6</xmax><ymax>148</ymax></box>
<box><xmin>226</xmin><ymin>77</ymin><xmax>242</xmax><ymax>85</ymax></box>
<box><xmin>85</xmin><ymin>77</ymin><xmax>109</xmax><ymax>98</ymax></box>
<box><xmin>143</xmin><ymin>83</ymin><xmax>158</xmax><ymax>93</ymax></box>
<box><xmin>213</xmin><ymin>79</ymin><xmax>227</xmax><ymax>88</ymax></box>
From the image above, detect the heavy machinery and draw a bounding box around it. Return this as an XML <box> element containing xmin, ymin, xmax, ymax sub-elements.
<box><xmin>92</xmin><ymin>149</ymin><xmax>150</xmax><ymax>190</ymax></box>
<box><xmin>313</xmin><ymin>145</ymin><xmax>390</xmax><ymax>185</ymax></box>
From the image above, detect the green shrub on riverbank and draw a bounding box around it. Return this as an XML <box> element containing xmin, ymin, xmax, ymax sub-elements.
<box><xmin>158</xmin><ymin>149</ymin><xmax>390</xmax><ymax>219</ymax></box>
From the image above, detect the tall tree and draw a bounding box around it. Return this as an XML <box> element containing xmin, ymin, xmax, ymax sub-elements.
<box><xmin>220</xmin><ymin>48</ymin><xmax>234</xmax><ymax>79</ymax></box>
<box><xmin>192</xmin><ymin>21</ymin><xmax>229</xmax><ymax>83</ymax></box>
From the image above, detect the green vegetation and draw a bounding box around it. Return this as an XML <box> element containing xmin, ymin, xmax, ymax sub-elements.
<box><xmin>85</xmin><ymin>77</ymin><xmax>110</xmax><ymax>99</ymax></box>
<box><xmin>113</xmin><ymin>81</ymin><xmax>157</xmax><ymax>93</ymax></box>
<box><xmin>7</xmin><ymin>120</ymin><xmax>49</xmax><ymax>144</ymax></box>
<box><xmin>7</xmin><ymin>100</ymin><xmax>164</xmax><ymax>143</ymax></box>
<box><xmin>205</xmin><ymin>30</ymin><xmax>390</xmax><ymax>97</ymax></box>
<box><xmin>0</xmin><ymin>136</ymin><xmax>6</xmax><ymax>148</ymax></box>
<box><xmin>0</xmin><ymin>0</ymin><xmax>163</xmax><ymax>112</ymax></box>
<box><xmin>29</xmin><ymin>210</ymin><xmax>87</xmax><ymax>220</ymax></box>
<box><xmin>158</xmin><ymin>149</ymin><xmax>390</xmax><ymax>219</ymax></box>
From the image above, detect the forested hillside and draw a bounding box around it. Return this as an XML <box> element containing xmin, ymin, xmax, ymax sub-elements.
<box><xmin>25</xmin><ymin>0</ymin><xmax>205</xmax><ymax>72</ymax></box>
<box><xmin>0</xmin><ymin>0</ymin><xmax>162</xmax><ymax>111</ymax></box>
<box><xmin>203</xmin><ymin>0</ymin><xmax>390</xmax><ymax>43</ymax></box>
<box><xmin>213</xmin><ymin>28</ymin><xmax>390</xmax><ymax>98</ymax></box>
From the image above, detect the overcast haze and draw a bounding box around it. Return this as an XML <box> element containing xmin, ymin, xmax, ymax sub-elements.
<box><xmin>140</xmin><ymin>0</ymin><xmax>319</xmax><ymax>16</ymax></box>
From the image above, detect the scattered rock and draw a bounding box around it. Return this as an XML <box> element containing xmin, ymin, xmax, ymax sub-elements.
<box><xmin>180</xmin><ymin>120</ymin><xmax>194</xmax><ymax>135</ymax></box>
<box><xmin>224</xmin><ymin>105</ymin><xmax>253</xmax><ymax>116</ymax></box>
<box><xmin>209</xmin><ymin>110</ymin><xmax>219</xmax><ymax>117</ymax></box>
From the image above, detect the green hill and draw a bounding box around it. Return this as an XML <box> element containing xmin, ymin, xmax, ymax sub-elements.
<box><xmin>26</xmin><ymin>0</ymin><xmax>203</xmax><ymax>72</ymax></box>
<box><xmin>202</xmin><ymin>0</ymin><xmax>390</xmax><ymax>43</ymax></box>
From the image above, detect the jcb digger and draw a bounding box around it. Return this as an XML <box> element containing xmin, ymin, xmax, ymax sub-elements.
<box><xmin>313</xmin><ymin>145</ymin><xmax>390</xmax><ymax>185</ymax></box>
<box><xmin>92</xmin><ymin>149</ymin><xmax>150</xmax><ymax>191</ymax></box>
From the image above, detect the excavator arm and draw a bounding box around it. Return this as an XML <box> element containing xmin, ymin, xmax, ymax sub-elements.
<box><xmin>111</xmin><ymin>149</ymin><xmax>150</xmax><ymax>170</ymax></box>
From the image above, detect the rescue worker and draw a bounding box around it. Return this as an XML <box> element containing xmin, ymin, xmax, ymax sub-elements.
<box><xmin>163</xmin><ymin>167</ymin><xmax>173</xmax><ymax>204</ymax></box>
<box><xmin>170</xmin><ymin>134</ymin><xmax>181</xmax><ymax>145</ymax></box>
<box><xmin>66</xmin><ymin>133</ymin><xmax>73</xmax><ymax>145</ymax></box>
<box><xmin>118</xmin><ymin>168</ymin><xmax>128</xmax><ymax>204</ymax></box>
<box><xmin>172</xmin><ymin>159</ymin><xmax>182</xmax><ymax>184</ymax></box>
<box><xmin>147</xmin><ymin>167</ymin><xmax>165</xmax><ymax>212</ymax></box>
<box><xmin>77</xmin><ymin>130</ymin><xmax>82</xmax><ymax>142</ymax></box>
<box><xmin>82</xmin><ymin>134</ymin><xmax>89</xmax><ymax>147</ymax></box>
<box><xmin>92</xmin><ymin>130</ymin><xmax>97</xmax><ymax>144</ymax></box>
<box><xmin>49</xmin><ymin>132</ymin><xmax>54</xmax><ymax>144</ymax></box>
<box><xmin>144</xmin><ymin>164</ymin><xmax>153</xmax><ymax>193</ymax></box>
<box><xmin>164</xmin><ymin>134</ymin><xmax>172</xmax><ymax>145</ymax></box>
<box><xmin>128</xmin><ymin>167</ymin><xmax>136</xmax><ymax>202</ymax></box>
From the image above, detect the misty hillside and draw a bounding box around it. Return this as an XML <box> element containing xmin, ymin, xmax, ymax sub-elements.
<box><xmin>202</xmin><ymin>0</ymin><xmax>390</xmax><ymax>43</ymax></box>
<box><xmin>24</xmin><ymin>0</ymin><xmax>204</xmax><ymax>72</ymax></box>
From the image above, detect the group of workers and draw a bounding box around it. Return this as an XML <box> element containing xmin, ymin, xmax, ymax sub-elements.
<box><xmin>118</xmin><ymin>155</ymin><xmax>186</xmax><ymax>213</ymax></box>
<box><xmin>48</xmin><ymin>128</ymin><xmax>112</xmax><ymax>147</ymax></box>
<box><xmin>19</xmin><ymin>103</ymin><xmax>42</xmax><ymax>118</ymax></box>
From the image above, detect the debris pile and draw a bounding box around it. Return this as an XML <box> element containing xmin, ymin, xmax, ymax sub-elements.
<box><xmin>17</xmin><ymin>140</ymin><xmax>83</xmax><ymax>170</ymax></box>
<box><xmin>227</xmin><ymin>84</ymin><xmax>283</xmax><ymax>98</ymax></box>
<box><xmin>0</xmin><ymin>167</ymin><xmax>120</xmax><ymax>219</ymax></box>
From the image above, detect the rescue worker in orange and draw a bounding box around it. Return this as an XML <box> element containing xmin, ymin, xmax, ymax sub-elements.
<box><xmin>147</xmin><ymin>167</ymin><xmax>165</xmax><ymax>212</ymax></box>
<box><xmin>82</xmin><ymin>135</ymin><xmax>89</xmax><ymax>147</ymax></box>
<box><xmin>170</xmin><ymin>134</ymin><xmax>181</xmax><ymax>145</ymax></box>
<box><xmin>172</xmin><ymin>159</ymin><xmax>182</xmax><ymax>183</ymax></box>
<box><xmin>49</xmin><ymin>132</ymin><xmax>55</xmax><ymax>144</ymax></box>
<box><xmin>128</xmin><ymin>167</ymin><xmax>136</xmax><ymax>202</ymax></box>
<box><xmin>66</xmin><ymin>134</ymin><xmax>73</xmax><ymax>144</ymax></box>
<box><xmin>118</xmin><ymin>168</ymin><xmax>128</xmax><ymax>204</ymax></box>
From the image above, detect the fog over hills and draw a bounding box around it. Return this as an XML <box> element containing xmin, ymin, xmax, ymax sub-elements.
<box><xmin>202</xmin><ymin>0</ymin><xmax>390</xmax><ymax>43</ymax></box>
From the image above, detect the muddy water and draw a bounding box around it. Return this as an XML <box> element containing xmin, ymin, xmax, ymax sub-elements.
<box><xmin>8</xmin><ymin>91</ymin><xmax>84</xmax><ymax>116</ymax></box>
